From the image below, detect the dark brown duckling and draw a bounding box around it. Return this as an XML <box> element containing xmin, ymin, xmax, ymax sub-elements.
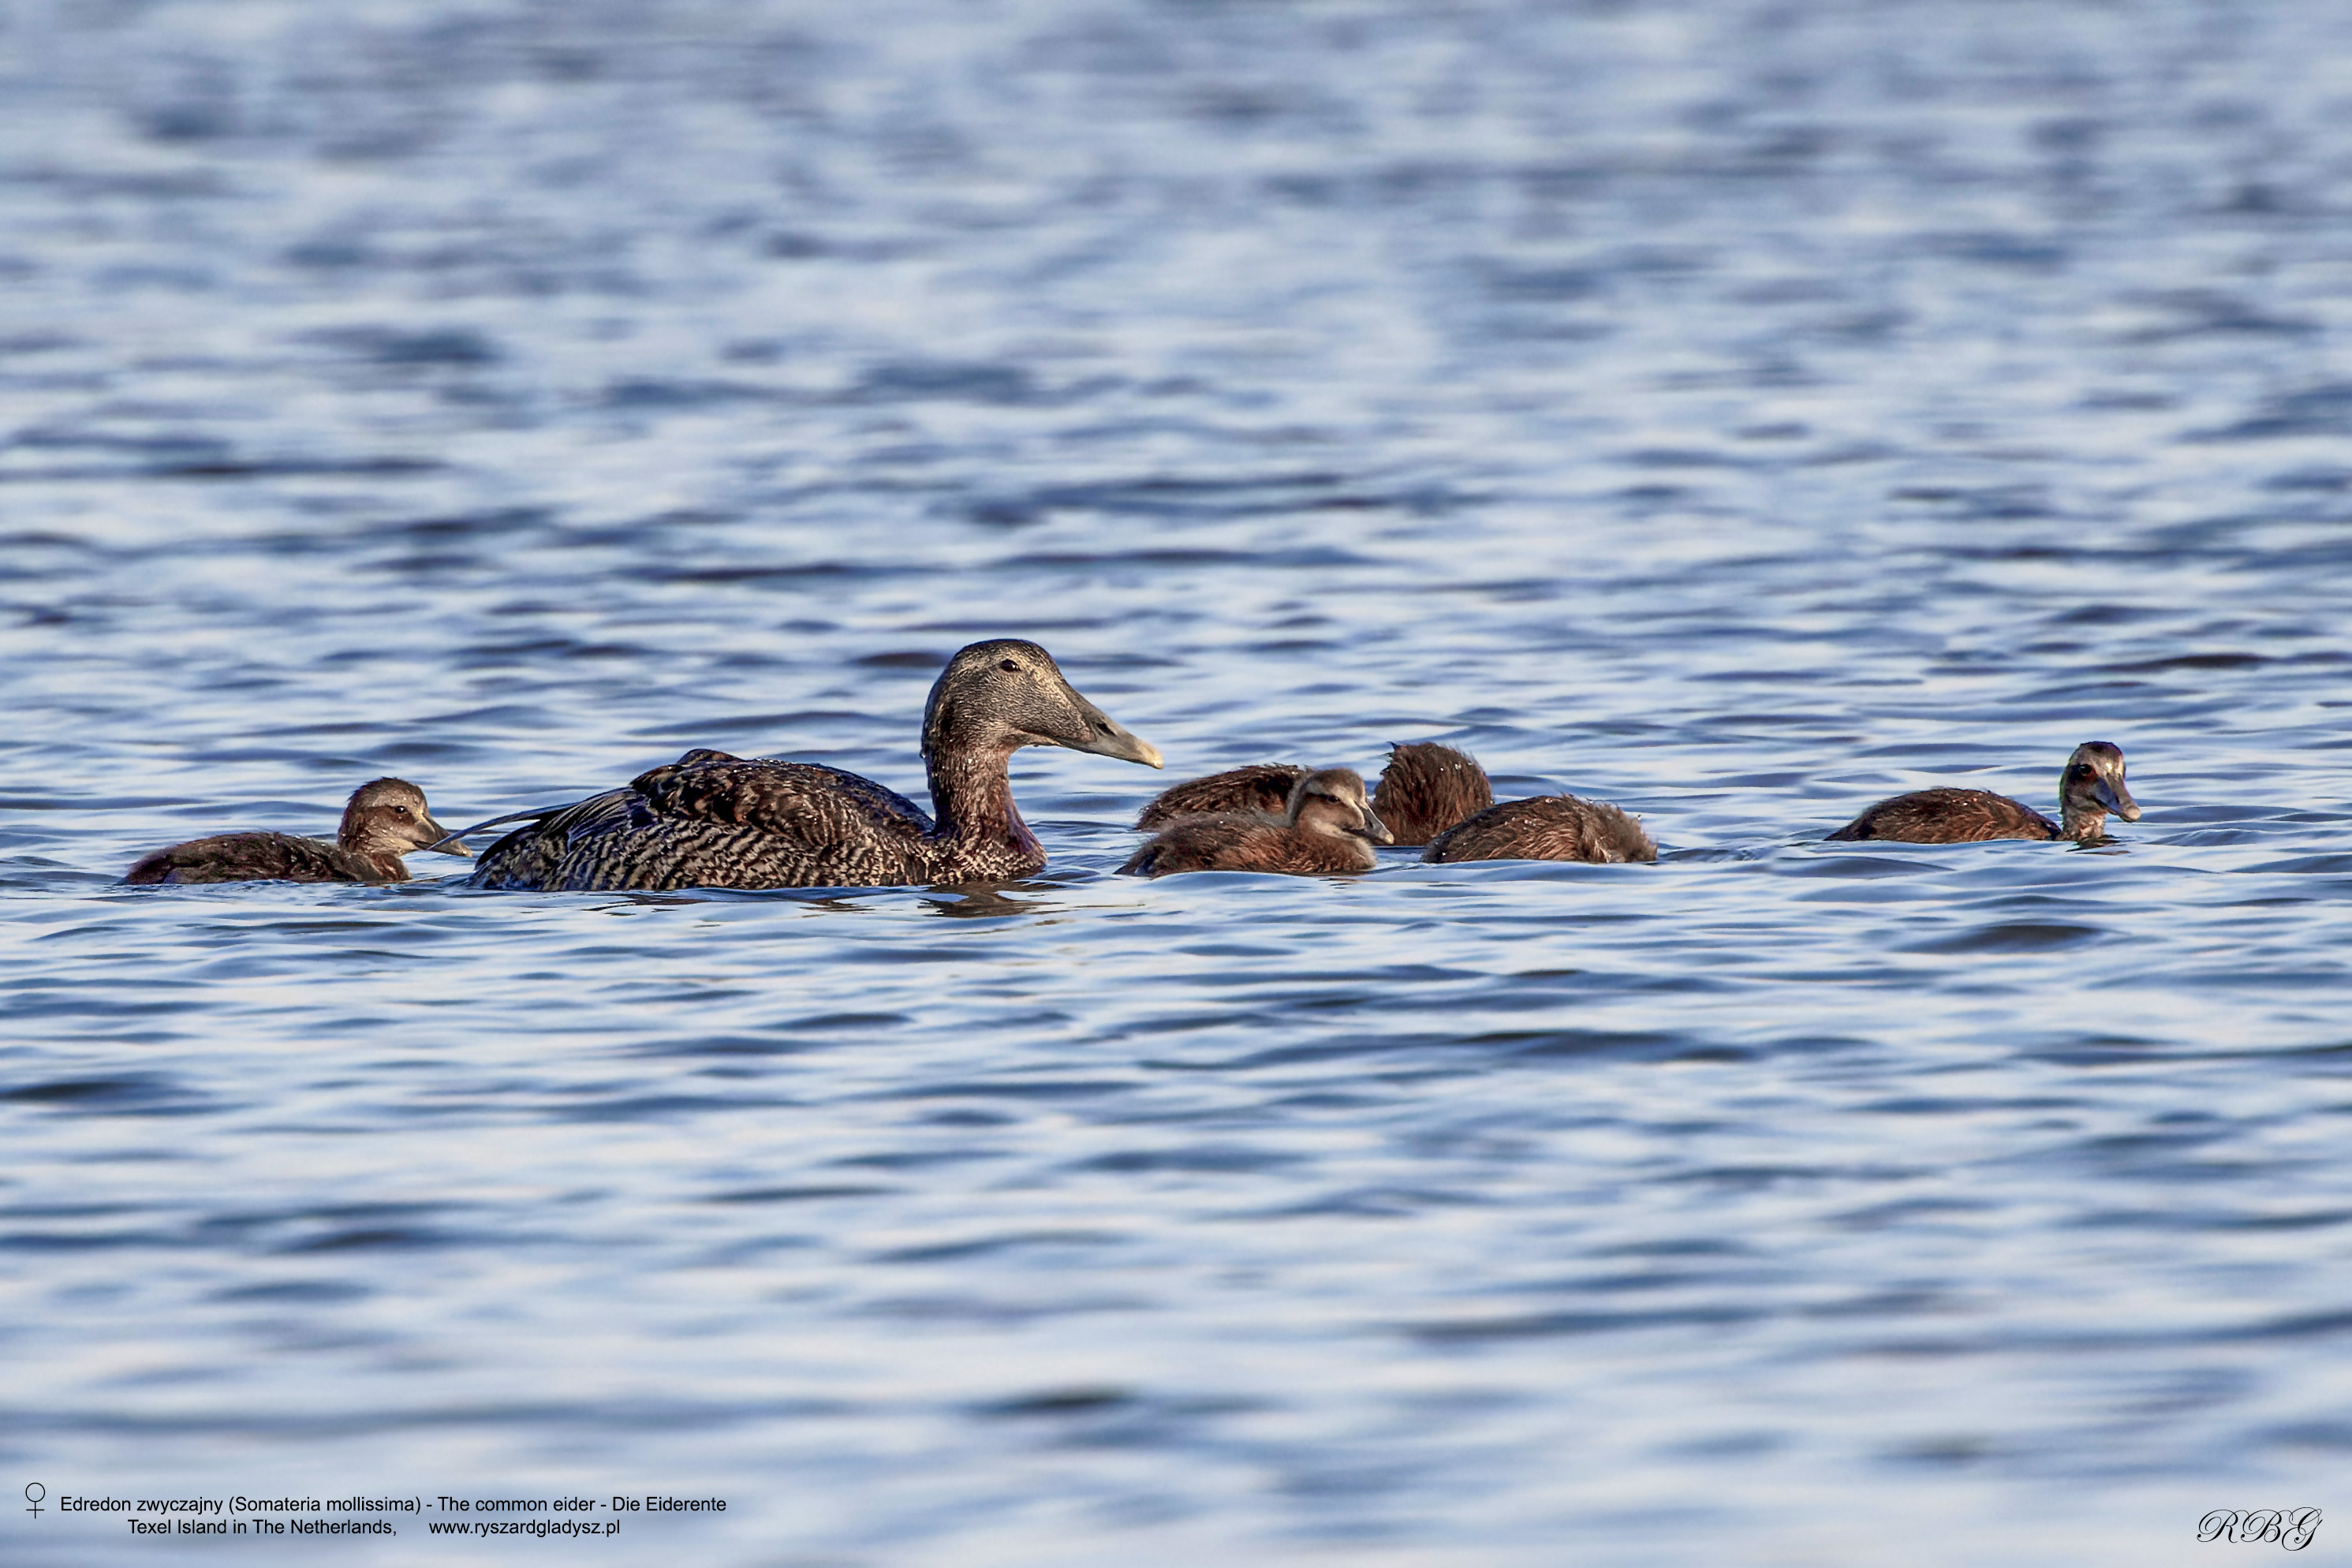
<box><xmin>1826</xmin><ymin>741</ymin><xmax>2140</xmax><ymax>845</ymax></box>
<box><xmin>1367</xmin><ymin>742</ymin><xmax>1495</xmax><ymax>845</ymax></box>
<box><xmin>1422</xmin><ymin>793</ymin><xmax>1656</xmax><ymax>865</ymax></box>
<box><xmin>1134</xmin><ymin>742</ymin><xmax>1491</xmax><ymax>848</ymax></box>
<box><xmin>124</xmin><ymin>778</ymin><xmax>469</xmax><ymax>885</ymax></box>
<box><xmin>1135</xmin><ymin>762</ymin><xmax>1307</xmax><ymax>828</ymax></box>
<box><xmin>1120</xmin><ymin>767</ymin><xmax>1394</xmax><ymax>877</ymax></box>
<box><xmin>456</xmin><ymin>639</ymin><xmax>1163</xmax><ymax>891</ymax></box>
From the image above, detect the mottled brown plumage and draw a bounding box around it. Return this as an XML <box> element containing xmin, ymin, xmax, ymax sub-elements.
<box><xmin>123</xmin><ymin>778</ymin><xmax>468</xmax><ymax>885</ymax></box>
<box><xmin>459</xmin><ymin>640</ymin><xmax>1163</xmax><ymax>891</ymax></box>
<box><xmin>1135</xmin><ymin>743</ymin><xmax>1490</xmax><ymax>847</ymax></box>
<box><xmin>1421</xmin><ymin>793</ymin><xmax>1656</xmax><ymax>865</ymax></box>
<box><xmin>1120</xmin><ymin>767</ymin><xmax>1394</xmax><ymax>878</ymax></box>
<box><xmin>1825</xmin><ymin>741</ymin><xmax>2140</xmax><ymax>845</ymax></box>
<box><xmin>1368</xmin><ymin>742</ymin><xmax>1495</xmax><ymax>846</ymax></box>
<box><xmin>1134</xmin><ymin>763</ymin><xmax>1307</xmax><ymax>829</ymax></box>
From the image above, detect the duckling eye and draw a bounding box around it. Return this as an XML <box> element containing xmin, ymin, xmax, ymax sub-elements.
<box><xmin>999</xmin><ymin>659</ymin><xmax>1020</xmax><ymax>673</ymax></box>
<box><xmin>391</xmin><ymin>805</ymin><xmax>411</xmax><ymax>816</ymax></box>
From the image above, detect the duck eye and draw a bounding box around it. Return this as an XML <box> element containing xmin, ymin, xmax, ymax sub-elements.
<box><xmin>999</xmin><ymin>659</ymin><xmax>1020</xmax><ymax>673</ymax></box>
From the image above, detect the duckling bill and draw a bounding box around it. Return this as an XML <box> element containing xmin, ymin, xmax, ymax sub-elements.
<box><xmin>123</xmin><ymin>778</ymin><xmax>469</xmax><ymax>885</ymax></box>
<box><xmin>1121</xmin><ymin>767</ymin><xmax>1391</xmax><ymax>876</ymax></box>
<box><xmin>1826</xmin><ymin>741</ymin><xmax>2139</xmax><ymax>844</ymax></box>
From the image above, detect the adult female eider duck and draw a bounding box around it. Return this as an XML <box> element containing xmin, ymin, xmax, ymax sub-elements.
<box><xmin>456</xmin><ymin>640</ymin><xmax>1163</xmax><ymax>891</ymax></box>
<box><xmin>1825</xmin><ymin>741</ymin><xmax>2139</xmax><ymax>844</ymax></box>
<box><xmin>124</xmin><ymin>778</ymin><xmax>469</xmax><ymax>884</ymax></box>
<box><xmin>1422</xmin><ymin>793</ymin><xmax>1656</xmax><ymax>865</ymax></box>
<box><xmin>1134</xmin><ymin>742</ymin><xmax>1491</xmax><ymax>847</ymax></box>
<box><xmin>1120</xmin><ymin>767</ymin><xmax>1392</xmax><ymax>877</ymax></box>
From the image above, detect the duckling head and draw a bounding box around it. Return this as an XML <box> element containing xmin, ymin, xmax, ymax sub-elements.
<box><xmin>2060</xmin><ymin>741</ymin><xmax>2139</xmax><ymax>827</ymax></box>
<box><xmin>340</xmin><ymin>778</ymin><xmax>471</xmax><ymax>860</ymax></box>
<box><xmin>1286</xmin><ymin>767</ymin><xmax>1394</xmax><ymax>846</ymax></box>
<box><xmin>923</xmin><ymin>639</ymin><xmax>1163</xmax><ymax>768</ymax></box>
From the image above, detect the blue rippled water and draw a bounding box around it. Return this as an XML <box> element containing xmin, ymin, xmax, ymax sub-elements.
<box><xmin>6</xmin><ymin>2</ymin><xmax>2352</xmax><ymax>1563</ymax></box>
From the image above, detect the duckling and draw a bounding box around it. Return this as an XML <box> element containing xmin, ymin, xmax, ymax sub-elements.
<box><xmin>1134</xmin><ymin>742</ymin><xmax>1491</xmax><ymax>847</ymax></box>
<box><xmin>1422</xmin><ymin>793</ymin><xmax>1656</xmax><ymax>865</ymax></box>
<box><xmin>1361</xmin><ymin>742</ymin><xmax>1494</xmax><ymax>845</ymax></box>
<box><xmin>457</xmin><ymin>640</ymin><xmax>1162</xmax><ymax>890</ymax></box>
<box><xmin>1135</xmin><ymin>762</ymin><xmax>1306</xmax><ymax>828</ymax></box>
<box><xmin>1825</xmin><ymin>741</ymin><xmax>2140</xmax><ymax>844</ymax></box>
<box><xmin>124</xmin><ymin>778</ymin><xmax>469</xmax><ymax>885</ymax></box>
<box><xmin>1120</xmin><ymin>767</ymin><xmax>1394</xmax><ymax>877</ymax></box>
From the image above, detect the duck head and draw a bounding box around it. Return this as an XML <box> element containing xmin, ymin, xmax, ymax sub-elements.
<box><xmin>923</xmin><ymin>640</ymin><xmax>1163</xmax><ymax>768</ymax></box>
<box><xmin>340</xmin><ymin>778</ymin><xmax>471</xmax><ymax>861</ymax></box>
<box><xmin>1287</xmin><ymin>767</ymin><xmax>1394</xmax><ymax>846</ymax></box>
<box><xmin>2059</xmin><ymin>741</ymin><xmax>2138</xmax><ymax>838</ymax></box>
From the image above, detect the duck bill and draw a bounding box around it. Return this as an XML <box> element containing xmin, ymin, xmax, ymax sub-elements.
<box><xmin>420</xmin><ymin>818</ymin><xmax>475</xmax><ymax>857</ymax></box>
<box><xmin>1054</xmin><ymin>686</ymin><xmax>1164</xmax><ymax>769</ymax></box>
<box><xmin>423</xmin><ymin>805</ymin><xmax>563</xmax><ymax>855</ymax></box>
<box><xmin>1361</xmin><ymin>809</ymin><xmax>1395</xmax><ymax>846</ymax></box>
<box><xmin>2094</xmin><ymin>779</ymin><xmax>2141</xmax><ymax>823</ymax></box>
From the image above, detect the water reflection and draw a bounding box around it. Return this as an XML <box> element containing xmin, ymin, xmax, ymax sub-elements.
<box><xmin>920</xmin><ymin>887</ymin><xmax>1061</xmax><ymax>920</ymax></box>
